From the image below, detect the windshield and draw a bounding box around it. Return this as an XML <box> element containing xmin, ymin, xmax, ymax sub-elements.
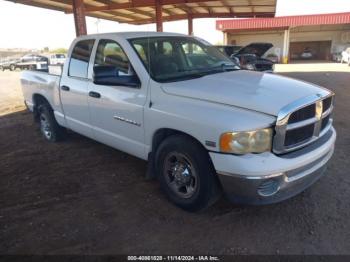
<box><xmin>129</xmin><ymin>36</ymin><xmax>239</xmax><ymax>83</ymax></box>
<box><xmin>57</xmin><ymin>54</ymin><xmax>65</xmax><ymax>58</ymax></box>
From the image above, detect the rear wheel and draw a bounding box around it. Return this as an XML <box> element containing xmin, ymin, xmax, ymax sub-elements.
<box><xmin>0</xmin><ymin>66</ymin><xmax>3</xmax><ymax>71</ymax></box>
<box><xmin>37</xmin><ymin>103</ymin><xmax>65</xmax><ymax>142</ymax></box>
<box><xmin>9</xmin><ymin>64</ymin><xmax>16</xmax><ymax>71</ymax></box>
<box><xmin>155</xmin><ymin>135</ymin><xmax>221</xmax><ymax>211</ymax></box>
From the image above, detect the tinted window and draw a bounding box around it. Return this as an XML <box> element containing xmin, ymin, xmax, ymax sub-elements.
<box><xmin>94</xmin><ymin>39</ymin><xmax>134</xmax><ymax>75</ymax></box>
<box><xmin>133</xmin><ymin>43</ymin><xmax>147</xmax><ymax>65</ymax></box>
<box><xmin>130</xmin><ymin>37</ymin><xmax>237</xmax><ymax>83</ymax></box>
<box><xmin>69</xmin><ymin>39</ymin><xmax>95</xmax><ymax>78</ymax></box>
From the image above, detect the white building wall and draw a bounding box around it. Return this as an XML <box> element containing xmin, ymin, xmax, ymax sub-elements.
<box><xmin>226</xmin><ymin>24</ymin><xmax>350</xmax><ymax>62</ymax></box>
<box><xmin>290</xmin><ymin>25</ymin><xmax>350</xmax><ymax>53</ymax></box>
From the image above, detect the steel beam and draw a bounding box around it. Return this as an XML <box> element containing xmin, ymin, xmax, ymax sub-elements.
<box><xmin>130</xmin><ymin>12</ymin><xmax>274</xmax><ymax>24</ymax></box>
<box><xmin>188</xmin><ymin>14</ymin><xmax>193</xmax><ymax>35</ymax></box>
<box><xmin>72</xmin><ymin>0</ymin><xmax>87</xmax><ymax>36</ymax></box>
<box><xmin>155</xmin><ymin>0</ymin><xmax>163</xmax><ymax>32</ymax></box>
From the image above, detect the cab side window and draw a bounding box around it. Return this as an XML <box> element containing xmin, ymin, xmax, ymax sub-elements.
<box><xmin>69</xmin><ymin>39</ymin><xmax>95</xmax><ymax>78</ymax></box>
<box><xmin>94</xmin><ymin>39</ymin><xmax>134</xmax><ymax>76</ymax></box>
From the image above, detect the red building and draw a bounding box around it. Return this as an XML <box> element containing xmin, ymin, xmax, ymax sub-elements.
<box><xmin>217</xmin><ymin>12</ymin><xmax>350</xmax><ymax>63</ymax></box>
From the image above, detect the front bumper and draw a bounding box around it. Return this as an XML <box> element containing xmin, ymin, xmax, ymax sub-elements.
<box><xmin>211</xmin><ymin>127</ymin><xmax>336</xmax><ymax>205</ymax></box>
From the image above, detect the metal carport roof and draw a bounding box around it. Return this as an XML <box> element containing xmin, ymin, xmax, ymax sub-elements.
<box><xmin>8</xmin><ymin>0</ymin><xmax>276</xmax><ymax>25</ymax></box>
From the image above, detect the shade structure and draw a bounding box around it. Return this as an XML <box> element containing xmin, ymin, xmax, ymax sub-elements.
<box><xmin>7</xmin><ymin>0</ymin><xmax>276</xmax><ymax>25</ymax></box>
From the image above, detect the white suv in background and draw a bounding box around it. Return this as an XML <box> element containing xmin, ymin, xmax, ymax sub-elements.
<box><xmin>49</xmin><ymin>54</ymin><xmax>66</xmax><ymax>65</ymax></box>
<box><xmin>341</xmin><ymin>47</ymin><xmax>350</xmax><ymax>65</ymax></box>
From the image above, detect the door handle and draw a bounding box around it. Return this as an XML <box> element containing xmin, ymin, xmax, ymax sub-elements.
<box><xmin>89</xmin><ymin>91</ymin><xmax>101</xmax><ymax>98</ymax></box>
<box><xmin>61</xmin><ymin>85</ymin><xmax>70</xmax><ymax>91</ymax></box>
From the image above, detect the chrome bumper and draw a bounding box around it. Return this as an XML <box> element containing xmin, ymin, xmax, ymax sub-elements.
<box><xmin>213</xmin><ymin>128</ymin><xmax>336</xmax><ymax>205</ymax></box>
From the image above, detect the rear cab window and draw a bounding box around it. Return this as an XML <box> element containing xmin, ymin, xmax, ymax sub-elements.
<box><xmin>69</xmin><ymin>39</ymin><xmax>95</xmax><ymax>78</ymax></box>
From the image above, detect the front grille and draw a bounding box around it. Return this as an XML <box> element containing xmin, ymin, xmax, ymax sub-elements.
<box><xmin>321</xmin><ymin>114</ymin><xmax>330</xmax><ymax>130</ymax></box>
<box><xmin>288</xmin><ymin>104</ymin><xmax>315</xmax><ymax>124</ymax></box>
<box><xmin>284</xmin><ymin>124</ymin><xmax>314</xmax><ymax>146</ymax></box>
<box><xmin>323</xmin><ymin>96</ymin><xmax>332</xmax><ymax>113</ymax></box>
<box><xmin>273</xmin><ymin>92</ymin><xmax>334</xmax><ymax>154</ymax></box>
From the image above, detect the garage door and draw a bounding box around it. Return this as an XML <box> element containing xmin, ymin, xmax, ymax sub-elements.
<box><xmin>290</xmin><ymin>41</ymin><xmax>331</xmax><ymax>61</ymax></box>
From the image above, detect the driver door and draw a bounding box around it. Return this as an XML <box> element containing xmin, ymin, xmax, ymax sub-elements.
<box><xmin>87</xmin><ymin>39</ymin><xmax>147</xmax><ymax>159</ymax></box>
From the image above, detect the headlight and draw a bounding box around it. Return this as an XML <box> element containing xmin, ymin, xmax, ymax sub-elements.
<box><xmin>245</xmin><ymin>64</ymin><xmax>255</xmax><ymax>70</ymax></box>
<box><xmin>219</xmin><ymin>128</ymin><xmax>273</xmax><ymax>154</ymax></box>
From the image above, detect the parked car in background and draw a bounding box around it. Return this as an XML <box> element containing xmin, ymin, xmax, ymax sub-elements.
<box><xmin>232</xmin><ymin>43</ymin><xmax>274</xmax><ymax>72</ymax></box>
<box><xmin>0</xmin><ymin>58</ymin><xmax>19</xmax><ymax>71</ymax></box>
<box><xmin>11</xmin><ymin>54</ymin><xmax>48</xmax><ymax>71</ymax></box>
<box><xmin>20</xmin><ymin>54</ymin><xmax>49</xmax><ymax>63</ymax></box>
<box><xmin>266</xmin><ymin>53</ymin><xmax>279</xmax><ymax>63</ymax></box>
<box><xmin>300</xmin><ymin>47</ymin><xmax>313</xmax><ymax>59</ymax></box>
<box><xmin>332</xmin><ymin>52</ymin><xmax>342</xmax><ymax>62</ymax></box>
<box><xmin>50</xmin><ymin>54</ymin><xmax>66</xmax><ymax>65</ymax></box>
<box><xmin>20</xmin><ymin>32</ymin><xmax>336</xmax><ymax>211</ymax></box>
<box><xmin>341</xmin><ymin>47</ymin><xmax>350</xmax><ymax>65</ymax></box>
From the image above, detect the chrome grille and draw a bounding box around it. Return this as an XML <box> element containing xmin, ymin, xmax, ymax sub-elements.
<box><xmin>288</xmin><ymin>104</ymin><xmax>315</xmax><ymax>124</ymax></box>
<box><xmin>284</xmin><ymin>123</ymin><xmax>314</xmax><ymax>146</ymax></box>
<box><xmin>273</xmin><ymin>91</ymin><xmax>334</xmax><ymax>154</ymax></box>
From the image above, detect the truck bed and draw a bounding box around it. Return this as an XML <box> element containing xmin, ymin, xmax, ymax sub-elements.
<box><xmin>21</xmin><ymin>70</ymin><xmax>62</xmax><ymax>117</ymax></box>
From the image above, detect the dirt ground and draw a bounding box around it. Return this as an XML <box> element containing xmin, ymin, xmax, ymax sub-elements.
<box><xmin>0</xmin><ymin>65</ymin><xmax>350</xmax><ymax>255</ymax></box>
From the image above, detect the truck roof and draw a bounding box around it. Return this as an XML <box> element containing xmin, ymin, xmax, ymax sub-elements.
<box><xmin>76</xmin><ymin>31</ymin><xmax>188</xmax><ymax>40</ymax></box>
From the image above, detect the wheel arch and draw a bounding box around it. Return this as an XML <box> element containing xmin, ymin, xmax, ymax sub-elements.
<box><xmin>146</xmin><ymin>128</ymin><xmax>217</xmax><ymax>180</ymax></box>
<box><xmin>32</xmin><ymin>93</ymin><xmax>52</xmax><ymax>121</ymax></box>
<box><xmin>151</xmin><ymin>128</ymin><xmax>208</xmax><ymax>157</ymax></box>
<box><xmin>146</xmin><ymin>128</ymin><xmax>214</xmax><ymax>177</ymax></box>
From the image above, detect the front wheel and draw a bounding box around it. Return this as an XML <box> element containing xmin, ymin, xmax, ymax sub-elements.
<box><xmin>155</xmin><ymin>135</ymin><xmax>221</xmax><ymax>211</ymax></box>
<box><xmin>10</xmin><ymin>64</ymin><xmax>16</xmax><ymax>71</ymax></box>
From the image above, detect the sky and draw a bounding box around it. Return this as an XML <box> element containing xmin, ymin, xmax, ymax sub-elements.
<box><xmin>0</xmin><ymin>0</ymin><xmax>350</xmax><ymax>49</ymax></box>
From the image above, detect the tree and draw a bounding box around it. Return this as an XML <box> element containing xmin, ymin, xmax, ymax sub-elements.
<box><xmin>50</xmin><ymin>48</ymin><xmax>68</xmax><ymax>54</ymax></box>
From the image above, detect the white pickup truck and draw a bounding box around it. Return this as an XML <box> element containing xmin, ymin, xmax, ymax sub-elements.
<box><xmin>21</xmin><ymin>32</ymin><xmax>336</xmax><ymax>211</ymax></box>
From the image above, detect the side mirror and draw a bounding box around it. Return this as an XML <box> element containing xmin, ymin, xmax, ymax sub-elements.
<box><xmin>48</xmin><ymin>65</ymin><xmax>63</xmax><ymax>76</ymax></box>
<box><xmin>93</xmin><ymin>65</ymin><xmax>141</xmax><ymax>88</ymax></box>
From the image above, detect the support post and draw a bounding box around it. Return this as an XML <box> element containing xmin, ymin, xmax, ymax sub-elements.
<box><xmin>223</xmin><ymin>31</ymin><xmax>228</xmax><ymax>45</ymax></box>
<box><xmin>155</xmin><ymin>0</ymin><xmax>163</xmax><ymax>32</ymax></box>
<box><xmin>72</xmin><ymin>0</ymin><xmax>87</xmax><ymax>36</ymax></box>
<box><xmin>282</xmin><ymin>28</ymin><xmax>290</xmax><ymax>64</ymax></box>
<box><xmin>188</xmin><ymin>14</ymin><xmax>193</xmax><ymax>35</ymax></box>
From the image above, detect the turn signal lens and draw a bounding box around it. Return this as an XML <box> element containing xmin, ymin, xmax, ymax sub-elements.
<box><xmin>220</xmin><ymin>128</ymin><xmax>273</xmax><ymax>154</ymax></box>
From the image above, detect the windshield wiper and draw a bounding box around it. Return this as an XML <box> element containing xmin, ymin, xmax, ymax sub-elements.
<box><xmin>210</xmin><ymin>63</ymin><xmax>240</xmax><ymax>72</ymax></box>
<box><xmin>157</xmin><ymin>72</ymin><xmax>206</xmax><ymax>82</ymax></box>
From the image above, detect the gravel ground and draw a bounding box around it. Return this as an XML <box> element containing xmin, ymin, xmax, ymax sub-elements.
<box><xmin>0</xmin><ymin>65</ymin><xmax>350</xmax><ymax>255</ymax></box>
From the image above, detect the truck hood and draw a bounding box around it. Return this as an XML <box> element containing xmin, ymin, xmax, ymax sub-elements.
<box><xmin>161</xmin><ymin>70</ymin><xmax>325</xmax><ymax>116</ymax></box>
<box><xmin>236</xmin><ymin>43</ymin><xmax>273</xmax><ymax>57</ymax></box>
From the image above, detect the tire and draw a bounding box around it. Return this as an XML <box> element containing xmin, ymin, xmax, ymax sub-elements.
<box><xmin>0</xmin><ymin>66</ymin><xmax>3</xmax><ymax>71</ymax></box>
<box><xmin>37</xmin><ymin>103</ymin><xmax>66</xmax><ymax>142</ymax></box>
<box><xmin>9</xmin><ymin>64</ymin><xmax>16</xmax><ymax>71</ymax></box>
<box><xmin>155</xmin><ymin>135</ymin><xmax>221</xmax><ymax>211</ymax></box>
